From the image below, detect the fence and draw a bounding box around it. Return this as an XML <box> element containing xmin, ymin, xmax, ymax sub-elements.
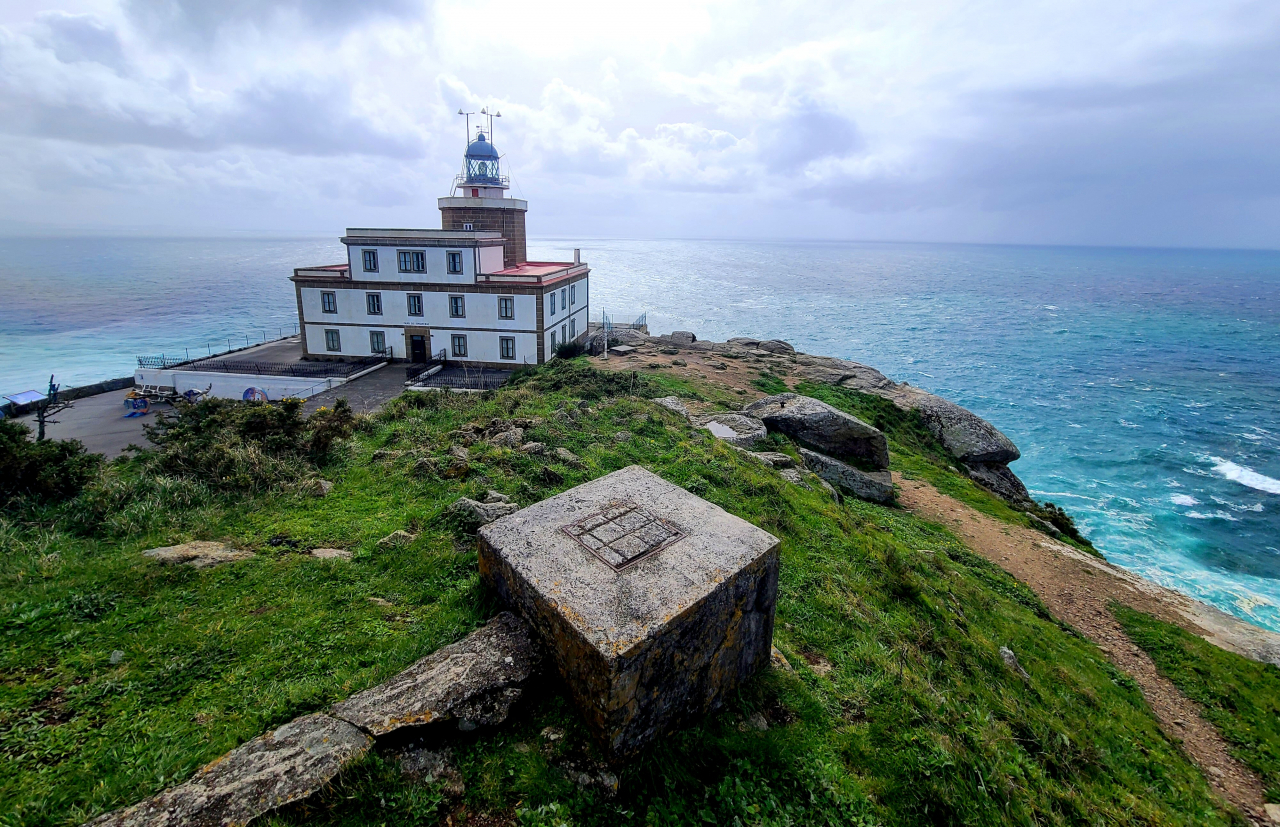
<box><xmin>184</xmin><ymin>356</ymin><xmax>382</xmax><ymax>379</ymax></box>
<box><xmin>405</xmin><ymin>349</ymin><xmax>448</xmax><ymax>383</ymax></box>
<box><xmin>136</xmin><ymin>324</ymin><xmax>301</xmax><ymax>371</ymax></box>
<box><xmin>411</xmin><ymin>367</ymin><xmax>511</xmax><ymax>391</ymax></box>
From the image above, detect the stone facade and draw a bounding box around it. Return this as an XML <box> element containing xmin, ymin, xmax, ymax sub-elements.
<box><xmin>478</xmin><ymin>465</ymin><xmax>780</xmax><ymax>757</ymax></box>
<box><xmin>440</xmin><ymin>206</ymin><xmax>527</xmax><ymax>269</ymax></box>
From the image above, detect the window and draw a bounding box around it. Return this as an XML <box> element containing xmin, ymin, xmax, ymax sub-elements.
<box><xmin>325</xmin><ymin>329</ymin><xmax>341</xmax><ymax>352</ymax></box>
<box><xmin>498</xmin><ymin>296</ymin><xmax>514</xmax><ymax>320</ymax></box>
<box><xmin>370</xmin><ymin>330</ymin><xmax>385</xmax><ymax>355</ymax></box>
<box><xmin>560</xmin><ymin>289</ymin><xmax>567</xmax><ymax>311</ymax></box>
<box><xmin>449</xmin><ymin>295</ymin><xmax>465</xmax><ymax>318</ymax></box>
<box><xmin>499</xmin><ymin>336</ymin><xmax>515</xmax><ymax>360</ymax></box>
<box><xmin>548</xmin><ymin>292</ymin><xmax>556</xmax><ymax>316</ymax></box>
<box><xmin>550</xmin><ymin>331</ymin><xmax>556</xmax><ymax>353</ymax></box>
<box><xmin>570</xmin><ymin>318</ymin><xmax>576</xmax><ymax>339</ymax></box>
<box><xmin>561</xmin><ymin>324</ymin><xmax>567</xmax><ymax>344</ymax></box>
<box><xmin>570</xmin><ymin>284</ymin><xmax>576</xmax><ymax>306</ymax></box>
<box><xmin>321</xmin><ymin>291</ymin><xmax>337</xmax><ymax>313</ymax></box>
<box><xmin>451</xmin><ymin>334</ymin><xmax>468</xmax><ymax>357</ymax></box>
<box><xmin>366</xmin><ymin>292</ymin><xmax>382</xmax><ymax>315</ymax></box>
<box><xmin>407</xmin><ymin>293</ymin><xmax>423</xmax><ymax>316</ymax></box>
<box><xmin>447</xmin><ymin>251</ymin><xmax>463</xmax><ymax>274</ymax></box>
<box><xmin>362</xmin><ymin>250</ymin><xmax>378</xmax><ymax>272</ymax></box>
<box><xmin>398</xmin><ymin>250</ymin><xmax>425</xmax><ymax>273</ymax></box>
<box><xmin>463</xmin><ymin>223</ymin><xmax>473</xmax><ymax>231</ymax></box>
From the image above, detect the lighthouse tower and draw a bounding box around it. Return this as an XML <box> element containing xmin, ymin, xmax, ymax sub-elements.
<box><xmin>439</xmin><ymin>130</ymin><xmax>529</xmax><ymax>269</ymax></box>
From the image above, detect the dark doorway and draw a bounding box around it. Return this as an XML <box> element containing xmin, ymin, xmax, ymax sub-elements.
<box><xmin>410</xmin><ymin>335</ymin><xmax>427</xmax><ymax>363</ymax></box>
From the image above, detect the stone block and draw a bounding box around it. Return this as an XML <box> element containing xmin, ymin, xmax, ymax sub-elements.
<box><xmin>331</xmin><ymin>612</ymin><xmax>540</xmax><ymax>735</ymax></box>
<box><xmin>478</xmin><ymin>465</ymin><xmax>779</xmax><ymax>757</ymax></box>
<box><xmin>744</xmin><ymin>393</ymin><xmax>889</xmax><ymax>469</ymax></box>
<box><xmin>86</xmin><ymin>714</ymin><xmax>370</xmax><ymax>827</ymax></box>
<box><xmin>798</xmin><ymin>448</ymin><xmax>894</xmax><ymax>504</ymax></box>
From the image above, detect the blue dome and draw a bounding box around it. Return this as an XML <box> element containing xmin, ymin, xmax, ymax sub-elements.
<box><xmin>465</xmin><ymin>132</ymin><xmax>499</xmax><ymax>159</ymax></box>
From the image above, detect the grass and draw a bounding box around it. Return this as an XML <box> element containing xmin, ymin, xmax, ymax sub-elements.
<box><xmin>1114</xmin><ymin>603</ymin><xmax>1280</xmax><ymax>803</ymax></box>
<box><xmin>0</xmin><ymin>359</ymin><xmax>1242</xmax><ymax>826</ymax></box>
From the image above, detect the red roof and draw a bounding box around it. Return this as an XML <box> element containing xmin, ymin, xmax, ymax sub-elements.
<box><xmin>489</xmin><ymin>261</ymin><xmax>575</xmax><ymax>277</ymax></box>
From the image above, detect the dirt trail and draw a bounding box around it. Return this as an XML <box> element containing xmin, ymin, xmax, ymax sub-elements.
<box><xmin>894</xmin><ymin>474</ymin><xmax>1277</xmax><ymax>824</ymax></box>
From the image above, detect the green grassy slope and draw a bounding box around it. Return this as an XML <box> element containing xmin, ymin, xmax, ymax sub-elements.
<box><xmin>0</xmin><ymin>361</ymin><xmax>1237</xmax><ymax>826</ymax></box>
<box><xmin>1115</xmin><ymin>604</ymin><xmax>1280</xmax><ymax>803</ymax></box>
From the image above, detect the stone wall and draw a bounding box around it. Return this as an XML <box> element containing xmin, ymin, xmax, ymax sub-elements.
<box><xmin>440</xmin><ymin>207</ymin><xmax>527</xmax><ymax>268</ymax></box>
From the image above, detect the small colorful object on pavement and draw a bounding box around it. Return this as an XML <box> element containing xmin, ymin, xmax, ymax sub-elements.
<box><xmin>242</xmin><ymin>387</ymin><xmax>269</xmax><ymax>402</ymax></box>
<box><xmin>122</xmin><ymin>396</ymin><xmax>151</xmax><ymax>418</ymax></box>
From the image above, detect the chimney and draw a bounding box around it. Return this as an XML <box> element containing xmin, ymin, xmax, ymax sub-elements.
<box><xmin>573</xmin><ymin>248</ymin><xmax>581</xmax><ymax>265</ymax></box>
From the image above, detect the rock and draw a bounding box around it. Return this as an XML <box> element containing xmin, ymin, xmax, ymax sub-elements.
<box><xmin>479</xmin><ymin>465</ymin><xmax>780</xmax><ymax>757</ymax></box>
<box><xmin>109</xmin><ymin>650</ymin><xmax>124</xmax><ymax>665</ymax></box>
<box><xmin>539</xmin><ymin>466</ymin><xmax>564</xmax><ymax>485</ymax></box>
<box><xmin>310</xmin><ymin>548</ymin><xmax>352</xmax><ymax>560</ymax></box>
<box><xmin>744</xmin><ymin>394</ymin><xmax>888</xmax><ymax>469</ymax></box>
<box><xmin>377</xmin><ymin>530</ymin><xmax>416</xmax><ymax>549</ymax></box>
<box><xmin>966</xmin><ymin>461</ymin><xmax>1032</xmax><ymax>504</ymax></box>
<box><xmin>553</xmin><ymin>447</ymin><xmax>585</xmax><ymax>468</ymax></box>
<box><xmin>999</xmin><ymin>646</ymin><xmax>1031</xmax><ymax>682</ymax></box>
<box><xmin>300</xmin><ymin>479</ymin><xmax>333</xmax><ymax>497</ymax></box>
<box><xmin>652</xmin><ymin>396</ymin><xmax>690</xmax><ymax>418</ymax></box>
<box><xmin>1027</xmin><ymin>513</ymin><xmax>1062</xmax><ymax>538</ymax></box>
<box><xmin>441</xmin><ymin>458</ymin><xmax>469</xmax><ymax>479</ymax></box>
<box><xmin>490</xmin><ymin>428</ymin><xmax>524</xmax><ymax>449</ymax></box>
<box><xmin>399</xmin><ymin>747</ymin><xmax>465</xmax><ymax>796</ymax></box>
<box><xmin>331</xmin><ymin>612</ymin><xmax>540</xmax><ymax>735</ymax></box>
<box><xmin>142</xmin><ymin>542</ymin><xmax>253</xmax><ymax>569</ymax></box>
<box><xmin>1264</xmin><ymin>803</ymin><xmax>1280</xmax><ymax>823</ymax></box>
<box><xmin>771</xmin><ymin>646</ymin><xmax>793</xmax><ymax>672</ymax></box>
<box><xmin>540</xmin><ymin>726</ymin><xmax>565</xmax><ymax>742</ymax></box>
<box><xmin>671</xmin><ymin>359</ymin><xmax>687</xmax><ymax>367</ymax></box>
<box><xmin>798</xmin><ymin>449</ymin><xmax>893</xmax><ymax>504</ymax></box>
<box><xmin>708</xmin><ymin>361</ymin><xmax>729</xmax><ymax>370</ymax></box>
<box><xmin>757</xmin><ymin>339</ymin><xmax>795</xmax><ymax>355</ymax></box>
<box><xmin>778</xmin><ymin>468</ymin><xmax>809</xmax><ymax>489</ymax></box>
<box><xmin>668</xmin><ymin>330</ymin><xmax>697</xmax><ymax>345</ymax></box>
<box><xmin>693</xmin><ymin>413</ymin><xmax>768</xmax><ymax>449</ymax></box>
<box><xmin>743</xmin><ymin>712</ymin><xmax>769</xmax><ymax>731</ymax></box>
<box><xmin>448</xmin><ymin>497</ymin><xmax>520</xmax><ymax>528</ymax></box>
<box><xmin>484</xmin><ymin>490</ymin><xmax>512</xmax><ymax>504</ymax></box>
<box><xmin>751</xmin><ymin>451</ymin><xmax>797</xmax><ymax>469</ymax></box>
<box><xmin>448</xmin><ymin>445</ymin><xmax>470</xmax><ymax>460</ymax></box>
<box><xmin>614</xmin><ymin>430</ymin><xmax>633</xmax><ymax>443</ymax></box>
<box><xmin>813</xmin><ymin>475</ymin><xmax>839</xmax><ymax>499</ymax></box>
<box><xmin>85</xmin><ymin>713</ymin><xmax>371</xmax><ymax>827</ymax></box>
<box><xmin>411</xmin><ymin>457</ymin><xmax>437</xmax><ymax>477</ymax></box>
<box><xmin>519</xmin><ymin>442</ymin><xmax>546</xmax><ymax>455</ymax></box>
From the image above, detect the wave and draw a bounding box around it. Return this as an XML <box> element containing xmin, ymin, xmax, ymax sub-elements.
<box><xmin>1210</xmin><ymin>458</ymin><xmax>1280</xmax><ymax>496</ymax></box>
<box><xmin>1170</xmin><ymin>494</ymin><xmax>1199</xmax><ymax>506</ymax></box>
<box><xmin>1186</xmin><ymin>511</ymin><xmax>1240</xmax><ymax>521</ymax></box>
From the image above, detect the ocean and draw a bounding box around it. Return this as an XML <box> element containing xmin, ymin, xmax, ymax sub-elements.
<box><xmin>2</xmin><ymin>236</ymin><xmax>1278</xmax><ymax>631</ymax></box>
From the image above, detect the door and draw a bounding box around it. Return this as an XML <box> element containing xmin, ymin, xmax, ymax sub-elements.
<box><xmin>410</xmin><ymin>335</ymin><xmax>427</xmax><ymax>363</ymax></box>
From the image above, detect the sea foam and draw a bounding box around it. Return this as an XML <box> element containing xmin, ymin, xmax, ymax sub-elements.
<box><xmin>1210</xmin><ymin>458</ymin><xmax>1280</xmax><ymax>496</ymax></box>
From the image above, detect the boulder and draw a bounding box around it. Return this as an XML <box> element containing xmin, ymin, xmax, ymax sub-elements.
<box><xmin>798</xmin><ymin>449</ymin><xmax>893</xmax><ymax>504</ymax></box>
<box><xmin>484</xmin><ymin>490</ymin><xmax>512</xmax><ymax>504</ymax></box>
<box><xmin>142</xmin><ymin>542</ymin><xmax>253</xmax><ymax>569</ymax></box>
<box><xmin>300</xmin><ymin>479</ymin><xmax>333</xmax><ymax>498</ymax></box>
<box><xmin>965</xmin><ymin>461</ymin><xmax>1031</xmax><ymax>504</ymax></box>
<box><xmin>652</xmin><ymin>396</ymin><xmax>690</xmax><ymax>418</ymax></box>
<box><xmin>751</xmin><ymin>451</ymin><xmax>797</xmax><ymax>469</ymax></box>
<box><xmin>490</xmin><ymin>428</ymin><xmax>524</xmax><ymax>449</ymax></box>
<box><xmin>448</xmin><ymin>497</ymin><xmax>520</xmax><ymax>528</ymax></box>
<box><xmin>85</xmin><ymin>714</ymin><xmax>370</xmax><ymax>827</ymax></box>
<box><xmin>693</xmin><ymin>413</ymin><xmax>768</xmax><ymax>449</ymax></box>
<box><xmin>309</xmin><ymin>548</ymin><xmax>352</xmax><ymax>560</ymax></box>
<box><xmin>519</xmin><ymin>442</ymin><xmax>547</xmax><ymax>455</ymax></box>
<box><xmin>553</xmin><ymin>447</ymin><xmax>585</xmax><ymax>468</ymax></box>
<box><xmin>668</xmin><ymin>330</ymin><xmax>697</xmax><ymax>345</ymax></box>
<box><xmin>743</xmin><ymin>394</ymin><xmax>888</xmax><ymax>469</ymax></box>
<box><xmin>758</xmin><ymin>339</ymin><xmax>795</xmax><ymax>355</ymax></box>
<box><xmin>331</xmin><ymin>612</ymin><xmax>540</xmax><ymax>735</ymax></box>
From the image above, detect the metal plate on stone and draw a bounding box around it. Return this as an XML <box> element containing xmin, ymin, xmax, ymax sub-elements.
<box><xmin>561</xmin><ymin>499</ymin><xmax>685</xmax><ymax>571</ymax></box>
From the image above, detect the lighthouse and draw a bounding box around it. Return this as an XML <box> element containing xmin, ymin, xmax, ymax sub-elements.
<box><xmin>289</xmin><ymin>117</ymin><xmax>590</xmax><ymax>368</ymax></box>
<box><xmin>439</xmin><ymin>130</ymin><xmax>529</xmax><ymax>269</ymax></box>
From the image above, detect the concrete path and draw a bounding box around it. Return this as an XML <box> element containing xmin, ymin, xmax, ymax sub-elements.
<box><xmin>304</xmin><ymin>364</ymin><xmax>406</xmax><ymax>414</ymax></box>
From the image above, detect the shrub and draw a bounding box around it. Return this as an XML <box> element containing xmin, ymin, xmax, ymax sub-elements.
<box><xmin>307</xmin><ymin>398</ymin><xmax>356</xmax><ymax>458</ymax></box>
<box><xmin>0</xmin><ymin>419</ymin><xmax>101</xmax><ymax>506</ymax></box>
<box><xmin>553</xmin><ymin>340</ymin><xmax>587</xmax><ymax>359</ymax></box>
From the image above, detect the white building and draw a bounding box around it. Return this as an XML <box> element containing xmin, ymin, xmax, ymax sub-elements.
<box><xmin>292</xmin><ymin>130</ymin><xmax>590</xmax><ymax>368</ymax></box>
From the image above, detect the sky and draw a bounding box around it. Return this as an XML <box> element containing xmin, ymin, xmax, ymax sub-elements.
<box><xmin>0</xmin><ymin>0</ymin><xmax>1277</xmax><ymax>248</ymax></box>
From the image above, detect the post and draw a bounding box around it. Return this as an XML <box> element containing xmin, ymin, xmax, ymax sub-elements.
<box><xmin>574</xmin><ymin>248</ymin><xmax>580</xmax><ymax>265</ymax></box>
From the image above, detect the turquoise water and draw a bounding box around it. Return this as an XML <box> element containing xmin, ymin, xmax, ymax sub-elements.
<box><xmin>2</xmin><ymin>237</ymin><xmax>1279</xmax><ymax>631</ymax></box>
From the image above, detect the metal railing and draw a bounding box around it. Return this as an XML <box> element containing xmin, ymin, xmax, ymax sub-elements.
<box><xmin>411</xmin><ymin>367</ymin><xmax>511</xmax><ymax>391</ymax></box>
<box><xmin>137</xmin><ymin>325</ymin><xmax>301</xmax><ymax>370</ymax></box>
<box><xmin>405</xmin><ymin>349</ymin><xmax>448</xmax><ymax>382</ymax></box>
<box><xmin>185</xmin><ymin>356</ymin><xmax>383</xmax><ymax>379</ymax></box>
